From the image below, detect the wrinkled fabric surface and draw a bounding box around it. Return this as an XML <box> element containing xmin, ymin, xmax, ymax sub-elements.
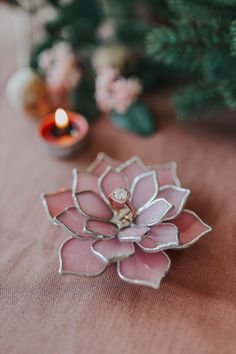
<box><xmin>1</xmin><ymin>5</ymin><xmax>236</xmax><ymax>354</ymax></box>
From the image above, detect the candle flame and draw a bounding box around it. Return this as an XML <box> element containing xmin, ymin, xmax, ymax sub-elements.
<box><xmin>55</xmin><ymin>108</ymin><xmax>69</xmax><ymax>129</ymax></box>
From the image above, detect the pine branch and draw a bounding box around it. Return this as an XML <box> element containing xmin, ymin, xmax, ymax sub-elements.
<box><xmin>168</xmin><ymin>0</ymin><xmax>236</xmax><ymax>23</ymax></box>
<box><xmin>230</xmin><ymin>20</ymin><xmax>236</xmax><ymax>56</ymax></box>
<box><xmin>147</xmin><ymin>24</ymin><xmax>229</xmax><ymax>72</ymax></box>
<box><xmin>201</xmin><ymin>50</ymin><xmax>236</xmax><ymax>81</ymax></box>
<box><xmin>172</xmin><ymin>83</ymin><xmax>224</xmax><ymax>120</ymax></box>
<box><xmin>220</xmin><ymin>79</ymin><xmax>236</xmax><ymax>109</ymax></box>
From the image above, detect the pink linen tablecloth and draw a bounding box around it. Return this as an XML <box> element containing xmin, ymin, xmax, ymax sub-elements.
<box><xmin>1</xmin><ymin>4</ymin><xmax>236</xmax><ymax>354</ymax></box>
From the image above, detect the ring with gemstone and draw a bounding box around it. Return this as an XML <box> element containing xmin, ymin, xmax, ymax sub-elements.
<box><xmin>108</xmin><ymin>187</ymin><xmax>136</xmax><ymax>221</ymax></box>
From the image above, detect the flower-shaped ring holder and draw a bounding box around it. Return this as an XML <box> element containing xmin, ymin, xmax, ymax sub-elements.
<box><xmin>41</xmin><ymin>153</ymin><xmax>212</xmax><ymax>289</ymax></box>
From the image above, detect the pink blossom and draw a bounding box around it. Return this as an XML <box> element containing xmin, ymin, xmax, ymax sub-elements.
<box><xmin>42</xmin><ymin>153</ymin><xmax>212</xmax><ymax>289</ymax></box>
<box><xmin>95</xmin><ymin>67</ymin><xmax>142</xmax><ymax>114</ymax></box>
<box><xmin>38</xmin><ymin>42</ymin><xmax>81</xmax><ymax>92</ymax></box>
<box><xmin>111</xmin><ymin>78</ymin><xmax>142</xmax><ymax>113</ymax></box>
<box><xmin>95</xmin><ymin>67</ymin><xmax>118</xmax><ymax>111</ymax></box>
<box><xmin>97</xmin><ymin>20</ymin><xmax>115</xmax><ymax>41</ymax></box>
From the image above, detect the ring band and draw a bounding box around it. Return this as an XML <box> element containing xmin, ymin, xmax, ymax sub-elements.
<box><xmin>108</xmin><ymin>187</ymin><xmax>136</xmax><ymax>221</ymax></box>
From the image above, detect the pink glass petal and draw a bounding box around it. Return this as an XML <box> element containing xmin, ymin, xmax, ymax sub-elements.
<box><xmin>171</xmin><ymin>209</ymin><xmax>212</xmax><ymax>248</ymax></box>
<box><xmin>131</xmin><ymin>171</ymin><xmax>158</xmax><ymax>210</ymax></box>
<box><xmin>72</xmin><ymin>169</ymin><xmax>98</xmax><ymax>194</ymax></box>
<box><xmin>91</xmin><ymin>239</ymin><xmax>135</xmax><ymax>264</ymax></box>
<box><xmin>158</xmin><ymin>186</ymin><xmax>190</xmax><ymax>220</ymax></box>
<box><xmin>41</xmin><ymin>190</ymin><xmax>74</xmax><ymax>222</ymax></box>
<box><xmin>86</xmin><ymin>152</ymin><xmax>120</xmax><ymax>176</ymax></box>
<box><xmin>75</xmin><ymin>191</ymin><xmax>113</xmax><ymax>219</ymax></box>
<box><xmin>117</xmin><ymin>156</ymin><xmax>148</xmax><ymax>182</ymax></box>
<box><xmin>118</xmin><ymin>226</ymin><xmax>150</xmax><ymax>242</ymax></box>
<box><xmin>98</xmin><ymin>167</ymin><xmax>129</xmax><ymax>203</ymax></box>
<box><xmin>59</xmin><ymin>238</ymin><xmax>107</xmax><ymax>275</ymax></box>
<box><xmin>136</xmin><ymin>198</ymin><xmax>173</xmax><ymax>226</ymax></box>
<box><xmin>150</xmin><ymin>162</ymin><xmax>180</xmax><ymax>187</ymax></box>
<box><xmin>137</xmin><ymin>223</ymin><xmax>179</xmax><ymax>252</ymax></box>
<box><xmin>117</xmin><ymin>249</ymin><xmax>171</xmax><ymax>289</ymax></box>
<box><xmin>85</xmin><ymin>219</ymin><xmax>118</xmax><ymax>239</ymax></box>
<box><xmin>54</xmin><ymin>207</ymin><xmax>92</xmax><ymax>239</ymax></box>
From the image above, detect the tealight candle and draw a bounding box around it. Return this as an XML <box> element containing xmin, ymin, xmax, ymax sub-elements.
<box><xmin>39</xmin><ymin>108</ymin><xmax>89</xmax><ymax>157</ymax></box>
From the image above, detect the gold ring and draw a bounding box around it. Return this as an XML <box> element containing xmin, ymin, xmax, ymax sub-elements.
<box><xmin>109</xmin><ymin>187</ymin><xmax>136</xmax><ymax>220</ymax></box>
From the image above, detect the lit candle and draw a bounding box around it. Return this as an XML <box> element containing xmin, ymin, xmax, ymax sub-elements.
<box><xmin>52</xmin><ymin>108</ymin><xmax>75</xmax><ymax>137</ymax></box>
<box><xmin>39</xmin><ymin>108</ymin><xmax>89</xmax><ymax>157</ymax></box>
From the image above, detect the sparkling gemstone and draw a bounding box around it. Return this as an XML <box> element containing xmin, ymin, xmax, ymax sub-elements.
<box><xmin>109</xmin><ymin>187</ymin><xmax>130</xmax><ymax>204</ymax></box>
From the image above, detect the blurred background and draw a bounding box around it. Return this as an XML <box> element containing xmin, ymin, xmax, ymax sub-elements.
<box><xmin>2</xmin><ymin>0</ymin><xmax>236</xmax><ymax>135</ymax></box>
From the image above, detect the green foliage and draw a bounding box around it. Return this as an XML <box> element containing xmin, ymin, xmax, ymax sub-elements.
<box><xmin>116</xmin><ymin>20</ymin><xmax>150</xmax><ymax>45</ymax></box>
<box><xmin>111</xmin><ymin>102</ymin><xmax>155</xmax><ymax>136</ymax></box>
<box><xmin>70</xmin><ymin>64</ymin><xmax>99</xmax><ymax>123</ymax></box>
<box><xmin>147</xmin><ymin>0</ymin><xmax>236</xmax><ymax>119</ymax></box>
<box><xmin>220</xmin><ymin>79</ymin><xmax>236</xmax><ymax>109</ymax></box>
<box><xmin>45</xmin><ymin>0</ymin><xmax>101</xmax><ymax>41</ymax></box>
<box><xmin>148</xmin><ymin>23</ymin><xmax>230</xmax><ymax>72</ymax></box>
<box><xmin>172</xmin><ymin>84</ymin><xmax>224</xmax><ymax>119</ymax></box>
<box><xmin>230</xmin><ymin>20</ymin><xmax>236</xmax><ymax>56</ymax></box>
<box><xmin>168</xmin><ymin>0</ymin><xmax>236</xmax><ymax>24</ymax></box>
